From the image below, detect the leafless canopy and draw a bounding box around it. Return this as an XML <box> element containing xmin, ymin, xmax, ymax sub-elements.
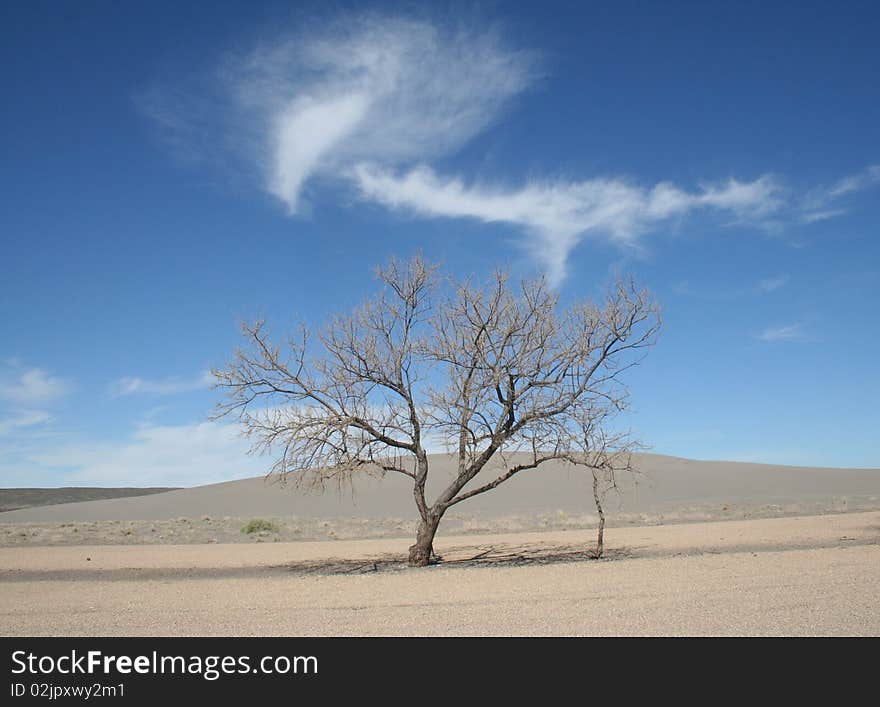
<box><xmin>213</xmin><ymin>256</ymin><xmax>661</xmax><ymax>565</ymax></box>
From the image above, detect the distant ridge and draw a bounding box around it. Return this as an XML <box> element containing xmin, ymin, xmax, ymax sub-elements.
<box><xmin>0</xmin><ymin>488</ymin><xmax>180</xmax><ymax>513</ymax></box>
<box><xmin>1</xmin><ymin>454</ymin><xmax>878</xmax><ymax>524</ymax></box>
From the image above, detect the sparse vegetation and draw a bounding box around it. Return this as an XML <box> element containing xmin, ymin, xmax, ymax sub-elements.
<box><xmin>241</xmin><ymin>518</ymin><xmax>280</xmax><ymax>535</ymax></box>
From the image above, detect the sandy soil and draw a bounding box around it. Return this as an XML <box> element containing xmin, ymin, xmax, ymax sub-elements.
<box><xmin>2</xmin><ymin>454</ymin><xmax>878</xmax><ymax>546</ymax></box>
<box><xmin>2</xmin><ymin>511</ymin><xmax>878</xmax><ymax>636</ymax></box>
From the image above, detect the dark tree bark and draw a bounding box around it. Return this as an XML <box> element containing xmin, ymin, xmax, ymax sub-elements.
<box><xmin>592</xmin><ymin>470</ymin><xmax>606</xmax><ymax>559</ymax></box>
<box><xmin>408</xmin><ymin>513</ymin><xmax>442</xmax><ymax>566</ymax></box>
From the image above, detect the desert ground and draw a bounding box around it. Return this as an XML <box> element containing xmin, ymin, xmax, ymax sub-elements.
<box><xmin>1</xmin><ymin>454</ymin><xmax>879</xmax><ymax>636</ymax></box>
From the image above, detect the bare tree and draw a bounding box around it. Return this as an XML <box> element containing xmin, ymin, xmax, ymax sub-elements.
<box><xmin>569</xmin><ymin>418</ymin><xmax>643</xmax><ymax>559</ymax></box>
<box><xmin>212</xmin><ymin>256</ymin><xmax>660</xmax><ymax>566</ymax></box>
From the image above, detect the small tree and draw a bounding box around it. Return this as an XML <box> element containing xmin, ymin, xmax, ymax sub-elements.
<box><xmin>576</xmin><ymin>417</ymin><xmax>643</xmax><ymax>559</ymax></box>
<box><xmin>213</xmin><ymin>256</ymin><xmax>660</xmax><ymax>566</ymax></box>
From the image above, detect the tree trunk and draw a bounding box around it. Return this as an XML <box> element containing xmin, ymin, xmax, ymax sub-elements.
<box><xmin>593</xmin><ymin>471</ymin><xmax>605</xmax><ymax>559</ymax></box>
<box><xmin>408</xmin><ymin>513</ymin><xmax>442</xmax><ymax>567</ymax></box>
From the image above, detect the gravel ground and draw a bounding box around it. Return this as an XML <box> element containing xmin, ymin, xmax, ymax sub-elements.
<box><xmin>1</xmin><ymin>512</ymin><xmax>877</xmax><ymax>636</ymax></box>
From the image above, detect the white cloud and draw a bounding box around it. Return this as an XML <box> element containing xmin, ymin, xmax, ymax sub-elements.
<box><xmin>801</xmin><ymin>208</ymin><xmax>846</xmax><ymax>224</ymax></box>
<box><xmin>221</xmin><ymin>14</ymin><xmax>537</xmax><ymax>213</ymax></box>
<box><xmin>112</xmin><ymin>371</ymin><xmax>214</xmax><ymax>396</ymax></box>
<box><xmin>142</xmin><ymin>13</ymin><xmax>879</xmax><ymax>285</ymax></box>
<box><xmin>270</xmin><ymin>93</ymin><xmax>371</xmax><ymax>212</ymax></box>
<box><xmin>698</xmin><ymin>177</ymin><xmax>783</xmax><ymax>214</ymax></box>
<box><xmin>758</xmin><ymin>275</ymin><xmax>789</xmax><ymax>293</ymax></box>
<box><xmin>354</xmin><ymin>164</ymin><xmax>783</xmax><ymax>283</ymax></box>
<box><xmin>0</xmin><ymin>410</ymin><xmax>51</xmax><ymax>436</ymax></box>
<box><xmin>0</xmin><ymin>368</ymin><xmax>71</xmax><ymax>405</ymax></box>
<box><xmin>801</xmin><ymin>164</ymin><xmax>880</xmax><ymax>222</ymax></box>
<box><xmin>27</xmin><ymin>421</ymin><xmax>259</xmax><ymax>486</ymax></box>
<box><xmin>1</xmin><ymin>413</ymin><xmax>444</xmax><ymax>486</ymax></box>
<box><xmin>827</xmin><ymin>164</ymin><xmax>880</xmax><ymax>198</ymax></box>
<box><xmin>758</xmin><ymin>323</ymin><xmax>807</xmax><ymax>342</ymax></box>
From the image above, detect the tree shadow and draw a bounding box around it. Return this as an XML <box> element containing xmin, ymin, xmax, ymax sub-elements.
<box><xmin>278</xmin><ymin>542</ymin><xmax>635</xmax><ymax>576</ymax></box>
<box><xmin>439</xmin><ymin>542</ymin><xmax>634</xmax><ymax>567</ymax></box>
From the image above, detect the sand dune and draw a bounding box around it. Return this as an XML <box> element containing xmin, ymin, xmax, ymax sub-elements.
<box><xmin>0</xmin><ymin>487</ymin><xmax>178</xmax><ymax>513</ymax></box>
<box><xmin>1</xmin><ymin>453</ymin><xmax>878</xmax><ymax>524</ymax></box>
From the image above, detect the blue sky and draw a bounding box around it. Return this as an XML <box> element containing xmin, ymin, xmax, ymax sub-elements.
<box><xmin>1</xmin><ymin>0</ymin><xmax>878</xmax><ymax>486</ymax></box>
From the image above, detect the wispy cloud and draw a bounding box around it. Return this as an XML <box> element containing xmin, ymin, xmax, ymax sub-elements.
<box><xmin>354</xmin><ymin>164</ymin><xmax>782</xmax><ymax>283</ymax></box>
<box><xmin>673</xmin><ymin>275</ymin><xmax>790</xmax><ymax>300</ymax></box>
<box><xmin>0</xmin><ymin>367</ymin><xmax>71</xmax><ymax>406</ymax></box>
<box><xmin>801</xmin><ymin>164</ymin><xmax>880</xmax><ymax>223</ymax></box>
<box><xmin>5</xmin><ymin>407</ymin><xmax>454</xmax><ymax>485</ymax></box>
<box><xmin>112</xmin><ymin>371</ymin><xmax>214</xmax><ymax>396</ymax></box>
<box><xmin>757</xmin><ymin>275</ymin><xmax>789</xmax><ymax>293</ymax></box>
<box><xmin>827</xmin><ymin>164</ymin><xmax>880</xmax><ymax>198</ymax></box>
<box><xmin>142</xmin><ymin>13</ymin><xmax>879</xmax><ymax>285</ymax></box>
<box><xmin>758</xmin><ymin>323</ymin><xmax>808</xmax><ymax>342</ymax></box>
<box><xmin>0</xmin><ymin>410</ymin><xmax>51</xmax><ymax>437</ymax></box>
<box><xmin>218</xmin><ymin>14</ymin><xmax>538</xmax><ymax>214</ymax></box>
<box><xmin>801</xmin><ymin>208</ymin><xmax>846</xmax><ymax>224</ymax></box>
<box><xmin>22</xmin><ymin>421</ymin><xmax>258</xmax><ymax>486</ymax></box>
